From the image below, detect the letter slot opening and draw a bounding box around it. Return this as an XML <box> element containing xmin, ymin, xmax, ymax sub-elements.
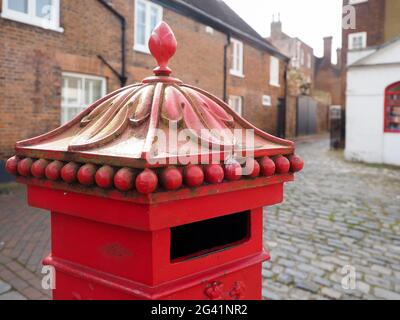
<box><xmin>170</xmin><ymin>211</ymin><xmax>251</xmax><ymax>262</ymax></box>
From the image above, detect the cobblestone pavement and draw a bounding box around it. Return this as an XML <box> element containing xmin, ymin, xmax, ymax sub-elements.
<box><xmin>0</xmin><ymin>185</ymin><xmax>51</xmax><ymax>300</ymax></box>
<box><xmin>263</xmin><ymin>137</ymin><xmax>400</xmax><ymax>300</ymax></box>
<box><xmin>0</xmin><ymin>137</ymin><xmax>399</xmax><ymax>300</ymax></box>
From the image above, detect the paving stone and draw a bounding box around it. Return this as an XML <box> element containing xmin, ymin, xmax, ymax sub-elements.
<box><xmin>278</xmin><ymin>258</ymin><xmax>296</xmax><ymax>268</ymax></box>
<box><xmin>310</xmin><ymin>260</ymin><xmax>336</xmax><ymax>272</ymax></box>
<box><xmin>313</xmin><ymin>276</ymin><xmax>332</xmax><ymax>288</ymax></box>
<box><xmin>294</xmin><ymin>280</ymin><xmax>319</xmax><ymax>294</ymax></box>
<box><xmin>0</xmin><ymin>291</ymin><xmax>27</xmax><ymax>300</ymax></box>
<box><xmin>374</xmin><ymin>288</ymin><xmax>400</xmax><ymax>300</ymax></box>
<box><xmin>371</xmin><ymin>265</ymin><xmax>392</xmax><ymax>276</ymax></box>
<box><xmin>262</xmin><ymin>289</ymin><xmax>281</xmax><ymax>301</ymax></box>
<box><xmin>321</xmin><ymin>287</ymin><xmax>342</xmax><ymax>300</ymax></box>
<box><xmin>0</xmin><ymin>280</ymin><xmax>11</xmax><ymax>295</ymax></box>
<box><xmin>298</xmin><ymin>263</ymin><xmax>325</xmax><ymax>277</ymax></box>
<box><xmin>262</xmin><ymin>269</ymin><xmax>274</xmax><ymax>279</ymax></box>
<box><xmin>356</xmin><ymin>281</ymin><xmax>370</xmax><ymax>294</ymax></box>
<box><xmin>277</xmin><ymin>273</ymin><xmax>294</xmax><ymax>285</ymax></box>
<box><xmin>365</xmin><ymin>275</ymin><xmax>393</xmax><ymax>290</ymax></box>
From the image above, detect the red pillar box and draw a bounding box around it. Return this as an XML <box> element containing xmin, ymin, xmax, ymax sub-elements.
<box><xmin>6</xmin><ymin>23</ymin><xmax>303</xmax><ymax>300</ymax></box>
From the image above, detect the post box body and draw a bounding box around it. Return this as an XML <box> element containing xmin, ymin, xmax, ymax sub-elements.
<box><xmin>23</xmin><ymin>176</ymin><xmax>288</xmax><ymax>300</ymax></box>
<box><xmin>7</xmin><ymin>22</ymin><xmax>303</xmax><ymax>300</ymax></box>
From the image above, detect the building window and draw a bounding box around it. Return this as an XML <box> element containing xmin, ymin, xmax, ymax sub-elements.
<box><xmin>307</xmin><ymin>53</ymin><xmax>312</xmax><ymax>68</ymax></box>
<box><xmin>270</xmin><ymin>56</ymin><xmax>280</xmax><ymax>87</ymax></box>
<box><xmin>348</xmin><ymin>32</ymin><xmax>367</xmax><ymax>50</ymax></box>
<box><xmin>228</xmin><ymin>96</ymin><xmax>243</xmax><ymax>116</ymax></box>
<box><xmin>1</xmin><ymin>0</ymin><xmax>62</xmax><ymax>32</ymax></box>
<box><xmin>134</xmin><ymin>0</ymin><xmax>163</xmax><ymax>54</ymax></box>
<box><xmin>230</xmin><ymin>39</ymin><xmax>244</xmax><ymax>77</ymax></box>
<box><xmin>61</xmin><ymin>73</ymin><xmax>107</xmax><ymax>125</ymax></box>
<box><xmin>384</xmin><ymin>82</ymin><xmax>400</xmax><ymax>133</ymax></box>
<box><xmin>300</xmin><ymin>49</ymin><xmax>305</xmax><ymax>66</ymax></box>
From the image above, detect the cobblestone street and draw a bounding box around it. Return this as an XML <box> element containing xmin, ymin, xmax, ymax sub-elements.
<box><xmin>263</xmin><ymin>137</ymin><xmax>400</xmax><ymax>300</ymax></box>
<box><xmin>0</xmin><ymin>136</ymin><xmax>399</xmax><ymax>300</ymax></box>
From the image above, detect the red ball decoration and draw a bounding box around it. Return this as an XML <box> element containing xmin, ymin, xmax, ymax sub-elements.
<box><xmin>274</xmin><ymin>156</ymin><xmax>290</xmax><ymax>174</ymax></box>
<box><xmin>17</xmin><ymin>158</ymin><xmax>33</xmax><ymax>177</ymax></box>
<box><xmin>288</xmin><ymin>155</ymin><xmax>304</xmax><ymax>173</ymax></box>
<box><xmin>184</xmin><ymin>165</ymin><xmax>204</xmax><ymax>187</ymax></box>
<box><xmin>31</xmin><ymin>159</ymin><xmax>49</xmax><ymax>178</ymax></box>
<box><xmin>259</xmin><ymin>156</ymin><xmax>276</xmax><ymax>177</ymax></box>
<box><xmin>61</xmin><ymin>162</ymin><xmax>80</xmax><ymax>184</ymax></box>
<box><xmin>114</xmin><ymin>168</ymin><xmax>136</xmax><ymax>192</ymax></box>
<box><xmin>136</xmin><ymin>169</ymin><xmax>158</xmax><ymax>194</ymax></box>
<box><xmin>95</xmin><ymin>165</ymin><xmax>115</xmax><ymax>189</ymax></box>
<box><xmin>5</xmin><ymin>156</ymin><xmax>19</xmax><ymax>176</ymax></box>
<box><xmin>245</xmin><ymin>158</ymin><xmax>260</xmax><ymax>178</ymax></box>
<box><xmin>160</xmin><ymin>167</ymin><xmax>183</xmax><ymax>191</ymax></box>
<box><xmin>204</xmin><ymin>164</ymin><xmax>224</xmax><ymax>184</ymax></box>
<box><xmin>77</xmin><ymin>164</ymin><xmax>97</xmax><ymax>186</ymax></box>
<box><xmin>224</xmin><ymin>160</ymin><xmax>242</xmax><ymax>181</ymax></box>
<box><xmin>45</xmin><ymin>161</ymin><xmax>64</xmax><ymax>181</ymax></box>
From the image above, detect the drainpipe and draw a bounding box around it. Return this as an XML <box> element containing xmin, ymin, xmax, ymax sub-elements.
<box><xmin>282</xmin><ymin>61</ymin><xmax>288</xmax><ymax>138</ymax></box>
<box><xmin>223</xmin><ymin>33</ymin><xmax>231</xmax><ymax>102</ymax></box>
<box><xmin>97</xmin><ymin>0</ymin><xmax>127</xmax><ymax>87</ymax></box>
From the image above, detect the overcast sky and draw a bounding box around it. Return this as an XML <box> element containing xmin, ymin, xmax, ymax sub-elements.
<box><xmin>223</xmin><ymin>0</ymin><xmax>343</xmax><ymax>62</ymax></box>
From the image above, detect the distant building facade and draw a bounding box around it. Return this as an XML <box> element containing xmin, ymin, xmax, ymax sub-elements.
<box><xmin>343</xmin><ymin>0</ymin><xmax>400</xmax><ymax>165</ymax></box>
<box><xmin>269</xmin><ymin>19</ymin><xmax>336</xmax><ymax>138</ymax></box>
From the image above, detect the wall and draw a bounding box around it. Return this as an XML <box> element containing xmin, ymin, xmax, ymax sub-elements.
<box><xmin>346</xmin><ymin>63</ymin><xmax>400</xmax><ymax>166</ymax></box>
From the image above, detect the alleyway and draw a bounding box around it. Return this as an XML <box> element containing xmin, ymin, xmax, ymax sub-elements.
<box><xmin>0</xmin><ymin>137</ymin><xmax>399</xmax><ymax>300</ymax></box>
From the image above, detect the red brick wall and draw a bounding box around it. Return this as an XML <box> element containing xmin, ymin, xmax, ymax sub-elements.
<box><xmin>0</xmin><ymin>0</ymin><xmax>287</xmax><ymax>159</ymax></box>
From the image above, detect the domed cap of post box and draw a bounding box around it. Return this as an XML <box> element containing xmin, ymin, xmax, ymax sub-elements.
<box><xmin>7</xmin><ymin>22</ymin><xmax>303</xmax><ymax>198</ymax></box>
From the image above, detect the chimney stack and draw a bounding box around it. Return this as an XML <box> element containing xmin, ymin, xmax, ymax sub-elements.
<box><xmin>271</xmin><ymin>14</ymin><xmax>282</xmax><ymax>37</ymax></box>
<box><xmin>336</xmin><ymin>48</ymin><xmax>342</xmax><ymax>68</ymax></box>
<box><xmin>323</xmin><ymin>36</ymin><xmax>333</xmax><ymax>64</ymax></box>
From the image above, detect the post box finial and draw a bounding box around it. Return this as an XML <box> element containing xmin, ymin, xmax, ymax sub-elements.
<box><xmin>149</xmin><ymin>21</ymin><xmax>177</xmax><ymax>76</ymax></box>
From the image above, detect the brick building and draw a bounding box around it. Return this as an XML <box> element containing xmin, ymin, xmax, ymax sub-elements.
<box><xmin>268</xmin><ymin>19</ymin><xmax>314</xmax><ymax>96</ymax></box>
<box><xmin>268</xmin><ymin>19</ymin><xmax>333</xmax><ymax>138</ymax></box>
<box><xmin>314</xmin><ymin>37</ymin><xmax>341</xmax><ymax>106</ymax></box>
<box><xmin>0</xmin><ymin>0</ymin><xmax>290</xmax><ymax>179</ymax></box>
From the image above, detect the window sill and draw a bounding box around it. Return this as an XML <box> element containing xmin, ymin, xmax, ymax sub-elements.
<box><xmin>230</xmin><ymin>70</ymin><xmax>245</xmax><ymax>78</ymax></box>
<box><xmin>0</xmin><ymin>12</ymin><xmax>64</xmax><ymax>33</ymax></box>
<box><xmin>384</xmin><ymin>130</ymin><xmax>400</xmax><ymax>134</ymax></box>
<box><xmin>134</xmin><ymin>45</ymin><xmax>151</xmax><ymax>55</ymax></box>
<box><xmin>270</xmin><ymin>83</ymin><xmax>280</xmax><ymax>88</ymax></box>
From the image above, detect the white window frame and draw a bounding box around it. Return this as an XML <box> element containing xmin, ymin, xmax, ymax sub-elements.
<box><xmin>61</xmin><ymin>72</ymin><xmax>107</xmax><ymax>125</ymax></box>
<box><xmin>300</xmin><ymin>49</ymin><xmax>305</xmax><ymax>66</ymax></box>
<box><xmin>134</xmin><ymin>0</ymin><xmax>163</xmax><ymax>54</ymax></box>
<box><xmin>348</xmin><ymin>0</ymin><xmax>368</xmax><ymax>5</ymax></box>
<box><xmin>270</xmin><ymin>56</ymin><xmax>280</xmax><ymax>87</ymax></box>
<box><xmin>228</xmin><ymin>96</ymin><xmax>243</xmax><ymax>116</ymax></box>
<box><xmin>348</xmin><ymin>32</ymin><xmax>367</xmax><ymax>50</ymax></box>
<box><xmin>307</xmin><ymin>53</ymin><xmax>312</xmax><ymax>69</ymax></box>
<box><xmin>1</xmin><ymin>0</ymin><xmax>63</xmax><ymax>32</ymax></box>
<box><xmin>230</xmin><ymin>38</ymin><xmax>244</xmax><ymax>77</ymax></box>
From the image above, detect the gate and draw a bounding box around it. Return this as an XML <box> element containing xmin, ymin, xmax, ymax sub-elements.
<box><xmin>330</xmin><ymin>105</ymin><xmax>344</xmax><ymax>149</ymax></box>
<box><xmin>297</xmin><ymin>96</ymin><xmax>317</xmax><ymax>136</ymax></box>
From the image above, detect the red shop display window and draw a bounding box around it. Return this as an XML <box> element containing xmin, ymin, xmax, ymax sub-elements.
<box><xmin>385</xmin><ymin>82</ymin><xmax>400</xmax><ymax>133</ymax></box>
